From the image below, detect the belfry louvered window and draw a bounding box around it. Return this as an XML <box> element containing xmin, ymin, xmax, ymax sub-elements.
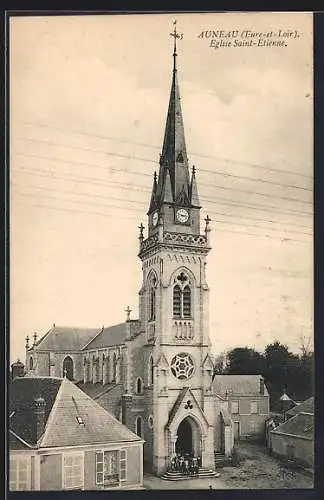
<box><xmin>173</xmin><ymin>281</ymin><xmax>192</xmax><ymax>319</ymax></box>
<box><xmin>173</xmin><ymin>285</ymin><xmax>182</xmax><ymax>317</ymax></box>
<box><xmin>183</xmin><ymin>286</ymin><xmax>191</xmax><ymax>317</ymax></box>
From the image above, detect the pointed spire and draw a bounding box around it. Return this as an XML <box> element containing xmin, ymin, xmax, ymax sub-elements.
<box><xmin>190</xmin><ymin>165</ymin><xmax>200</xmax><ymax>207</ymax></box>
<box><xmin>162</xmin><ymin>168</ymin><xmax>173</xmax><ymax>203</ymax></box>
<box><xmin>156</xmin><ymin>21</ymin><xmax>189</xmax><ymax>206</ymax></box>
<box><xmin>148</xmin><ymin>172</ymin><xmax>157</xmax><ymax>212</ymax></box>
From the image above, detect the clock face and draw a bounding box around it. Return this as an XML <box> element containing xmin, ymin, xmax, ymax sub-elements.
<box><xmin>176</xmin><ymin>208</ymin><xmax>189</xmax><ymax>223</ymax></box>
<box><xmin>152</xmin><ymin>212</ymin><xmax>159</xmax><ymax>226</ymax></box>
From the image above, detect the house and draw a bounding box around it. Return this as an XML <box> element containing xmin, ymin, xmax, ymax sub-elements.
<box><xmin>284</xmin><ymin>396</ymin><xmax>314</xmax><ymax>421</ymax></box>
<box><xmin>269</xmin><ymin>410</ymin><xmax>314</xmax><ymax>469</ymax></box>
<box><xmin>279</xmin><ymin>392</ymin><xmax>297</xmax><ymax>415</ymax></box>
<box><xmin>212</xmin><ymin>375</ymin><xmax>270</xmax><ymax>442</ymax></box>
<box><xmin>9</xmin><ymin>376</ymin><xmax>144</xmax><ymax>491</ymax></box>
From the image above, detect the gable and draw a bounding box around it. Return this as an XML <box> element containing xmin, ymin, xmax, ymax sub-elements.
<box><xmin>165</xmin><ymin>387</ymin><xmax>209</xmax><ymax>430</ymax></box>
<box><xmin>40</xmin><ymin>379</ymin><xmax>142</xmax><ymax>448</ymax></box>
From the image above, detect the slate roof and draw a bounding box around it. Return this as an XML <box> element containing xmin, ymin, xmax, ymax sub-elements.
<box><xmin>271</xmin><ymin>412</ymin><xmax>314</xmax><ymax>440</ymax></box>
<box><xmin>9</xmin><ymin>376</ymin><xmax>62</xmax><ymax>445</ymax></box>
<box><xmin>84</xmin><ymin>321</ymin><xmax>141</xmax><ymax>350</ymax></box>
<box><xmin>286</xmin><ymin>397</ymin><xmax>314</xmax><ymax>417</ymax></box>
<box><xmin>32</xmin><ymin>326</ymin><xmax>101</xmax><ymax>351</ymax></box>
<box><xmin>9</xmin><ymin>376</ymin><xmax>142</xmax><ymax>449</ymax></box>
<box><xmin>212</xmin><ymin>375</ymin><xmax>268</xmax><ymax>397</ymax></box>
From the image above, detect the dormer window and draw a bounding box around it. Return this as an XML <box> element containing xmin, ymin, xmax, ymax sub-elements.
<box><xmin>76</xmin><ymin>416</ymin><xmax>85</xmax><ymax>425</ymax></box>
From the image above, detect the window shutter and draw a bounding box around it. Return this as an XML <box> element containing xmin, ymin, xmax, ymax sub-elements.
<box><xmin>95</xmin><ymin>451</ymin><xmax>104</xmax><ymax>485</ymax></box>
<box><xmin>120</xmin><ymin>450</ymin><xmax>127</xmax><ymax>482</ymax></box>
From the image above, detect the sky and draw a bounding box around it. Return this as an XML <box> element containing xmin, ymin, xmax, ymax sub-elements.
<box><xmin>9</xmin><ymin>12</ymin><xmax>313</xmax><ymax>364</ymax></box>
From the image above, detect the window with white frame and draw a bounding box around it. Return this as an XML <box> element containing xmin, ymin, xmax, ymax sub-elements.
<box><xmin>63</xmin><ymin>453</ymin><xmax>84</xmax><ymax>490</ymax></box>
<box><xmin>120</xmin><ymin>450</ymin><xmax>127</xmax><ymax>482</ymax></box>
<box><xmin>231</xmin><ymin>400</ymin><xmax>239</xmax><ymax>414</ymax></box>
<box><xmin>250</xmin><ymin>401</ymin><xmax>258</xmax><ymax>414</ymax></box>
<box><xmin>9</xmin><ymin>456</ymin><xmax>31</xmax><ymax>491</ymax></box>
<box><xmin>95</xmin><ymin>450</ymin><xmax>119</xmax><ymax>487</ymax></box>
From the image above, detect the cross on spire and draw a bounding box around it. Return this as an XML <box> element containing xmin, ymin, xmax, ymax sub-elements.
<box><xmin>125</xmin><ymin>306</ymin><xmax>132</xmax><ymax>321</ymax></box>
<box><xmin>170</xmin><ymin>20</ymin><xmax>183</xmax><ymax>70</ymax></box>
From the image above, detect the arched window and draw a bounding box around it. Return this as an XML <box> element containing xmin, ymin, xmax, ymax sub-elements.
<box><xmin>112</xmin><ymin>353</ymin><xmax>117</xmax><ymax>382</ymax></box>
<box><xmin>148</xmin><ymin>272</ymin><xmax>157</xmax><ymax>321</ymax></box>
<box><xmin>63</xmin><ymin>356</ymin><xmax>74</xmax><ymax>380</ymax></box>
<box><xmin>173</xmin><ymin>273</ymin><xmax>192</xmax><ymax>319</ymax></box>
<box><xmin>148</xmin><ymin>356</ymin><xmax>154</xmax><ymax>386</ymax></box>
<box><xmin>173</xmin><ymin>285</ymin><xmax>181</xmax><ymax>318</ymax></box>
<box><xmin>29</xmin><ymin>356</ymin><xmax>34</xmax><ymax>371</ymax></box>
<box><xmin>135</xmin><ymin>416</ymin><xmax>143</xmax><ymax>437</ymax></box>
<box><xmin>149</xmin><ymin>288</ymin><xmax>156</xmax><ymax>321</ymax></box>
<box><xmin>183</xmin><ymin>286</ymin><xmax>191</xmax><ymax>317</ymax></box>
<box><xmin>136</xmin><ymin>377</ymin><xmax>143</xmax><ymax>394</ymax></box>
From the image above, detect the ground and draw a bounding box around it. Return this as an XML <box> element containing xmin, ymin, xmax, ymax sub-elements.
<box><xmin>143</xmin><ymin>443</ymin><xmax>313</xmax><ymax>490</ymax></box>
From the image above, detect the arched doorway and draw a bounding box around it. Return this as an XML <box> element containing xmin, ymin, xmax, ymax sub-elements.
<box><xmin>63</xmin><ymin>356</ymin><xmax>74</xmax><ymax>380</ymax></box>
<box><xmin>175</xmin><ymin>416</ymin><xmax>201</xmax><ymax>457</ymax></box>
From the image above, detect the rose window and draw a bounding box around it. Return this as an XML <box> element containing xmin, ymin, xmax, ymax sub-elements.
<box><xmin>171</xmin><ymin>353</ymin><xmax>195</xmax><ymax>380</ymax></box>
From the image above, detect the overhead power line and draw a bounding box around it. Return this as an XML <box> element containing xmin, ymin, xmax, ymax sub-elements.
<box><xmin>15</xmin><ymin>135</ymin><xmax>313</xmax><ymax>192</ymax></box>
<box><xmin>12</xmin><ymin>165</ymin><xmax>313</xmax><ymax>219</ymax></box>
<box><xmin>12</xmin><ymin>182</ymin><xmax>312</xmax><ymax>230</ymax></box>
<box><xmin>14</xmin><ymin>190</ymin><xmax>312</xmax><ymax>238</ymax></box>
<box><xmin>19</xmin><ymin>122</ymin><xmax>312</xmax><ymax>179</ymax></box>
<box><xmin>13</xmin><ymin>151</ymin><xmax>313</xmax><ymax>207</ymax></box>
<box><xmin>16</xmin><ymin>200</ymin><xmax>311</xmax><ymax>245</ymax></box>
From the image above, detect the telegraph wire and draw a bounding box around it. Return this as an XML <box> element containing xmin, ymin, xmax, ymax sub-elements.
<box><xmin>15</xmin><ymin>135</ymin><xmax>312</xmax><ymax>192</ymax></box>
<box><xmin>13</xmin><ymin>151</ymin><xmax>313</xmax><ymax>206</ymax></box>
<box><xmin>13</xmin><ymin>166</ymin><xmax>313</xmax><ymax>218</ymax></box>
<box><xmin>12</xmin><ymin>182</ymin><xmax>312</xmax><ymax>230</ymax></box>
<box><xmin>20</xmin><ymin>121</ymin><xmax>312</xmax><ymax>179</ymax></box>
<box><xmin>16</xmin><ymin>201</ymin><xmax>310</xmax><ymax>244</ymax></box>
<box><xmin>15</xmin><ymin>191</ymin><xmax>311</xmax><ymax>237</ymax></box>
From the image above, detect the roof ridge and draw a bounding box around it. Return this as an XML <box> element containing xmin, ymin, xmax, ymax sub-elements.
<box><xmin>81</xmin><ymin>326</ymin><xmax>104</xmax><ymax>350</ymax></box>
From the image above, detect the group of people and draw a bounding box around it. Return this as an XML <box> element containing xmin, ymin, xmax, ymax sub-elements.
<box><xmin>169</xmin><ymin>452</ymin><xmax>202</xmax><ymax>476</ymax></box>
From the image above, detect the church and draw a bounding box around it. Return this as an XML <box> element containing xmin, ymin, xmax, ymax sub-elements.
<box><xmin>23</xmin><ymin>28</ymin><xmax>269</xmax><ymax>476</ymax></box>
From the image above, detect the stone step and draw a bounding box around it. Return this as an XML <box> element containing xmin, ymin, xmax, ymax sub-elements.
<box><xmin>161</xmin><ymin>469</ymin><xmax>219</xmax><ymax>481</ymax></box>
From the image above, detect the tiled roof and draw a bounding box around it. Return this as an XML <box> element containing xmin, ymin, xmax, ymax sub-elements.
<box><xmin>271</xmin><ymin>412</ymin><xmax>314</xmax><ymax>440</ymax></box>
<box><xmin>83</xmin><ymin>321</ymin><xmax>141</xmax><ymax>350</ymax></box>
<box><xmin>41</xmin><ymin>379</ymin><xmax>141</xmax><ymax>447</ymax></box>
<box><xmin>212</xmin><ymin>375</ymin><xmax>268</xmax><ymax>397</ymax></box>
<box><xmin>9</xmin><ymin>376</ymin><xmax>142</xmax><ymax>449</ymax></box>
<box><xmin>9</xmin><ymin>431</ymin><xmax>31</xmax><ymax>450</ymax></box>
<box><xmin>286</xmin><ymin>397</ymin><xmax>314</xmax><ymax>417</ymax></box>
<box><xmin>9</xmin><ymin>377</ymin><xmax>62</xmax><ymax>445</ymax></box>
<box><xmin>32</xmin><ymin>326</ymin><xmax>101</xmax><ymax>351</ymax></box>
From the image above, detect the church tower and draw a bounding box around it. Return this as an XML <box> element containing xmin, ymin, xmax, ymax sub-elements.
<box><xmin>137</xmin><ymin>24</ymin><xmax>215</xmax><ymax>475</ymax></box>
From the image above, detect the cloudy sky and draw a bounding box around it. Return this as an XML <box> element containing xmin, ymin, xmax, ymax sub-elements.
<box><xmin>10</xmin><ymin>12</ymin><xmax>313</xmax><ymax>364</ymax></box>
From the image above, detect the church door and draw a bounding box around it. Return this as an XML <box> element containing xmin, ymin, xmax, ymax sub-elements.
<box><xmin>63</xmin><ymin>356</ymin><xmax>74</xmax><ymax>380</ymax></box>
<box><xmin>176</xmin><ymin>418</ymin><xmax>193</xmax><ymax>456</ymax></box>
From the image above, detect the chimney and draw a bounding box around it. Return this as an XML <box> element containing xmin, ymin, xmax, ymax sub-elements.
<box><xmin>11</xmin><ymin>359</ymin><xmax>25</xmax><ymax>379</ymax></box>
<box><xmin>260</xmin><ymin>378</ymin><xmax>265</xmax><ymax>395</ymax></box>
<box><xmin>32</xmin><ymin>396</ymin><xmax>46</xmax><ymax>442</ymax></box>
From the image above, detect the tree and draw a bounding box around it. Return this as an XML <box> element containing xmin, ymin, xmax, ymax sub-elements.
<box><xmin>225</xmin><ymin>347</ymin><xmax>265</xmax><ymax>376</ymax></box>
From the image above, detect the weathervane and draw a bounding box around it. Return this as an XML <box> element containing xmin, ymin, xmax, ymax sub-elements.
<box><xmin>170</xmin><ymin>20</ymin><xmax>183</xmax><ymax>68</ymax></box>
